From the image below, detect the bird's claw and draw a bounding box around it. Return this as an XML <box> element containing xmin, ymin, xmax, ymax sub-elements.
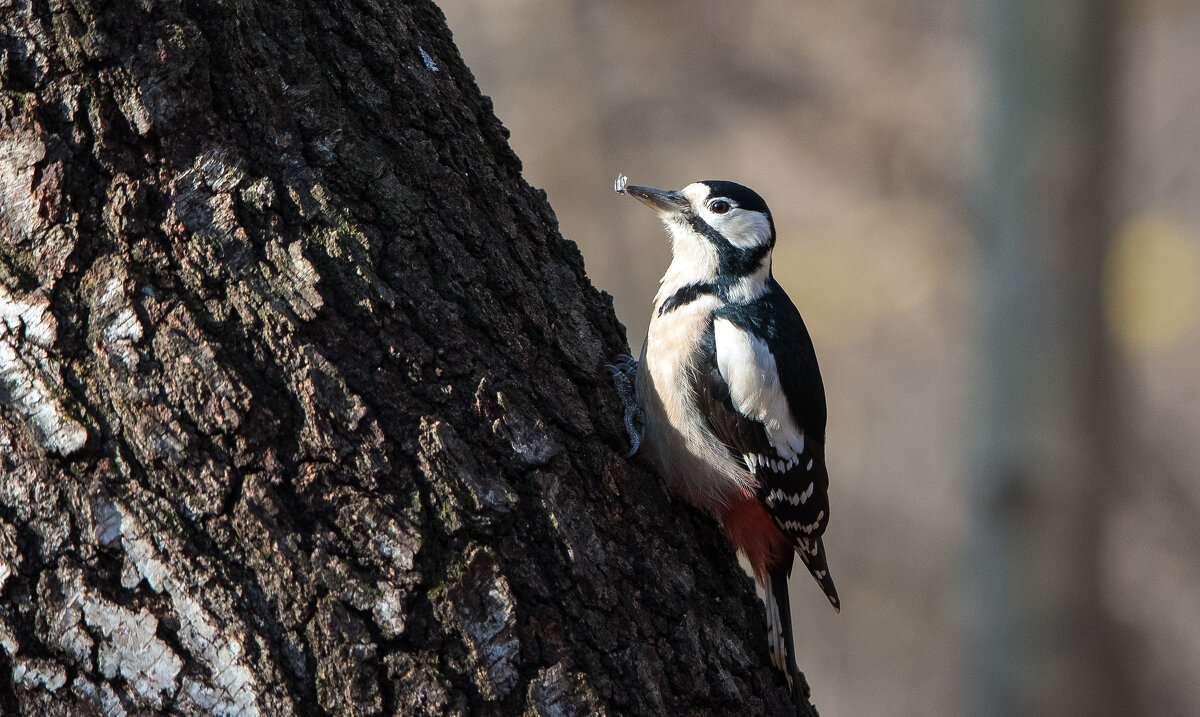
<box><xmin>605</xmin><ymin>354</ymin><xmax>644</xmax><ymax>457</ymax></box>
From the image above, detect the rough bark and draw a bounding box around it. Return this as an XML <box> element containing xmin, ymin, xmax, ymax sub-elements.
<box><xmin>0</xmin><ymin>1</ymin><xmax>813</xmax><ymax>715</ymax></box>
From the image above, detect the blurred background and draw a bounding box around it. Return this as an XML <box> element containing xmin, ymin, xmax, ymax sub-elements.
<box><xmin>439</xmin><ymin>1</ymin><xmax>1200</xmax><ymax>715</ymax></box>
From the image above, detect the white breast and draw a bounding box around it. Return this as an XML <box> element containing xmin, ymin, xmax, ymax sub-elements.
<box><xmin>637</xmin><ymin>296</ymin><xmax>753</xmax><ymax>508</ymax></box>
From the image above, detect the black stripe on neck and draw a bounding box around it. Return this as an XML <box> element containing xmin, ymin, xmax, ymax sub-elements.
<box><xmin>683</xmin><ymin>212</ymin><xmax>774</xmax><ymax>277</ymax></box>
<box><xmin>658</xmin><ymin>282</ymin><xmax>718</xmax><ymax>315</ymax></box>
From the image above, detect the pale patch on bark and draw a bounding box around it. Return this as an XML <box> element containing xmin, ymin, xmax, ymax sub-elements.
<box><xmin>0</xmin><ymin>286</ymin><xmax>87</xmax><ymax>455</ymax></box>
<box><xmin>0</xmin><ymin>520</ymin><xmax>15</xmax><ymax>594</ymax></box>
<box><xmin>527</xmin><ymin>663</ymin><xmax>607</xmax><ymax>717</ymax></box>
<box><xmin>0</xmin><ymin>128</ymin><xmax>45</xmax><ymax>241</ymax></box>
<box><xmin>83</xmin><ymin>597</ymin><xmax>182</xmax><ymax>707</ymax></box>
<box><xmin>12</xmin><ymin>658</ymin><xmax>68</xmax><ymax>692</ymax></box>
<box><xmin>372</xmin><ymin>581</ymin><xmax>408</xmax><ymax>639</ymax></box>
<box><xmin>71</xmin><ymin>676</ymin><xmax>129</xmax><ymax>717</ymax></box>
<box><xmin>97</xmin><ymin>276</ymin><xmax>144</xmax><ymax>345</ymax></box>
<box><xmin>49</xmin><ymin>564</ymin><xmax>95</xmax><ymax>664</ymax></box>
<box><xmin>266</xmin><ymin>239</ymin><xmax>324</xmax><ymax>319</ymax></box>
<box><xmin>89</xmin><ymin>495</ymin><xmax>263</xmax><ymax>715</ymax></box>
<box><xmin>0</xmin><ymin>619</ymin><xmax>18</xmax><ymax>656</ymax></box>
<box><xmin>91</xmin><ymin>494</ymin><xmax>124</xmax><ymax>548</ymax></box>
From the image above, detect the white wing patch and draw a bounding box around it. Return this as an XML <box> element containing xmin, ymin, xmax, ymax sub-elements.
<box><xmin>713</xmin><ymin>318</ymin><xmax>806</xmax><ymax>460</ymax></box>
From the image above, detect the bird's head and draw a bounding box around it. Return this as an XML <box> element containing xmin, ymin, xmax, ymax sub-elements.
<box><xmin>623</xmin><ymin>179</ymin><xmax>776</xmax><ymax>299</ymax></box>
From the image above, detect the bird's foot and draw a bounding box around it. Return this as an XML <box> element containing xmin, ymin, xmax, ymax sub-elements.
<box><xmin>605</xmin><ymin>354</ymin><xmax>644</xmax><ymax>457</ymax></box>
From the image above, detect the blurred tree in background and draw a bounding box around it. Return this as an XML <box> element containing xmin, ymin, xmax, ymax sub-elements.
<box><xmin>967</xmin><ymin>1</ymin><xmax>1128</xmax><ymax>715</ymax></box>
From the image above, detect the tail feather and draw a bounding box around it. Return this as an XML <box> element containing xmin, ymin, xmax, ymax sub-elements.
<box><xmin>766</xmin><ymin>564</ymin><xmax>803</xmax><ymax>701</ymax></box>
<box><xmin>798</xmin><ymin>537</ymin><xmax>840</xmax><ymax>612</ymax></box>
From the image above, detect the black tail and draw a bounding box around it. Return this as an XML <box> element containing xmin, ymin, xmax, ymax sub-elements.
<box><xmin>798</xmin><ymin>537</ymin><xmax>841</xmax><ymax>612</ymax></box>
<box><xmin>766</xmin><ymin>562</ymin><xmax>804</xmax><ymax>702</ymax></box>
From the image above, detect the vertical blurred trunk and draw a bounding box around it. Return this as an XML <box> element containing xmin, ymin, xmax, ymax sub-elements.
<box><xmin>0</xmin><ymin>1</ymin><xmax>813</xmax><ymax>714</ymax></box>
<box><xmin>967</xmin><ymin>1</ymin><xmax>1132</xmax><ymax>715</ymax></box>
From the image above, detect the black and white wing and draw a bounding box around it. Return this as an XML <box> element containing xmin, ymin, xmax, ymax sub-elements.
<box><xmin>698</xmin><ymin>291</ymin><xmax>840</xmax><ymax>610</ymax></box>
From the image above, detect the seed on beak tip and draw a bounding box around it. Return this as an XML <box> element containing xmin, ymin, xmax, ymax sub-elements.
<box><xmin>614</xmin><ymin>173</ymin><xmax>628</xmax><ymax>195</ymax></box>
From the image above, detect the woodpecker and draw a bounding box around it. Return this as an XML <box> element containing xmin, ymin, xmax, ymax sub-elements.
<box><xmin>613</xmin><ymin>174</ymin><xmax>838</xmax><ymax>698</ymax></box>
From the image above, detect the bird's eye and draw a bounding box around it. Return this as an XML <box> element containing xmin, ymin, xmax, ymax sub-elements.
<box><xmin>708</xmin><ymin>199</ymin><xmax>732</xmax><ymax>214</ymax></box>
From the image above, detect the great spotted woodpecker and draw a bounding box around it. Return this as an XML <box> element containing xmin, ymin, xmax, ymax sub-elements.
<box><xmin>612</xmin><ymin>174</ymin><xmax>838</xmax><ymax>699</ymax></box>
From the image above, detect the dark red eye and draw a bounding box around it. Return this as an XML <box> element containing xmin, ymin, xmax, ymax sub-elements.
<box><xmin>708</xmin><ymin>199</ymin><xmax>732</xmax><ymax>214</ymax></box>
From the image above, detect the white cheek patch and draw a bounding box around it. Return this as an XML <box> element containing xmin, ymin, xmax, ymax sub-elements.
<box><xmin>681</xmin><ymin>182</ymin><xmax>771</xmax><ymax>250</ymax></box>
<box><xmin>713</xmin><ymin>211</ymin><xmax>772</xmax><ymax>249</ymax></box>
<box><xmin>713</xmin><ymin>318</ymin><xmax>806</xmax><ymax>460</ymax></box>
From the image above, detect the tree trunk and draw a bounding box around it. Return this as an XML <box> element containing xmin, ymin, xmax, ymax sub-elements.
<box><xmin>0</xmin><ymin>1</ymin><xmax>812</xmax><ymax>715</ymax></box>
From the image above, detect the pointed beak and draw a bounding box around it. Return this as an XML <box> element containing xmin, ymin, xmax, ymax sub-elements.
<box><xmin>624</xmin><ymin>184</ymin><xmax>688</xmax><ymax>215</ymax></box>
